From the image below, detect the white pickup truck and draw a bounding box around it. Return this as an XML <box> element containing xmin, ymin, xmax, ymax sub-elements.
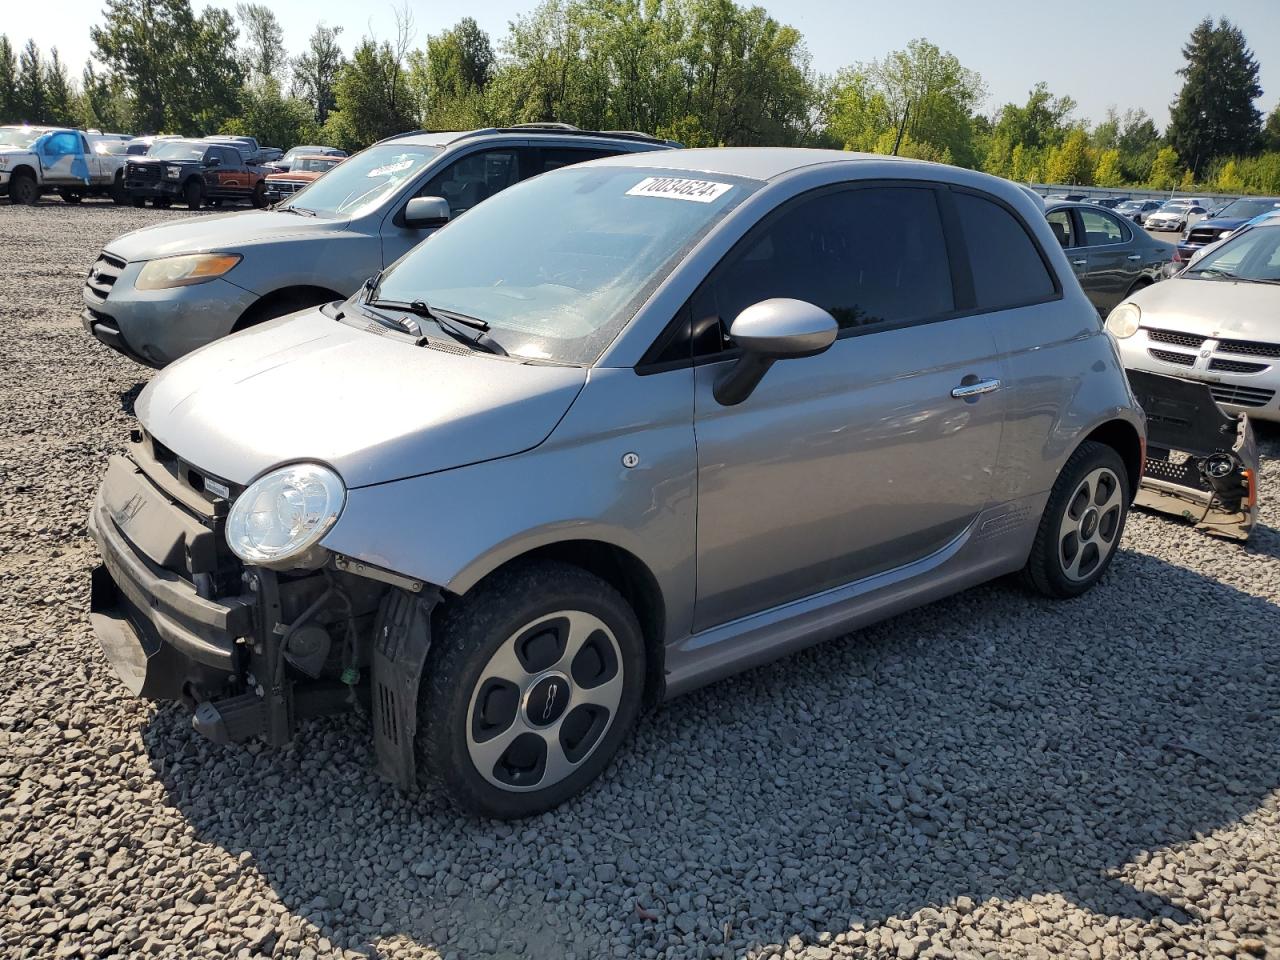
<box><xmin>0</xmin><ymin>126</ymin><xmax>129</xmax><ymax>205</ymax></box>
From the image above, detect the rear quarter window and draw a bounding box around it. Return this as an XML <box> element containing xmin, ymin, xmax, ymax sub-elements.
<box><xmin>954</xmin><ymin>192</ymin><xmax>1057</xmax><ymax>311</ymax></box>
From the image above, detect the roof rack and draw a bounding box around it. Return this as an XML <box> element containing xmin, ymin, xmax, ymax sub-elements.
<box><xmin>376</xmin><ymin>125</ymin><xmax>682</xmax><ymax>148</ymax></box>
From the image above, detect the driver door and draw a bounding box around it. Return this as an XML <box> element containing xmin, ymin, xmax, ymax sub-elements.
<box><xmin>691</xmin><ymin>184</ymin><xmax>1006</xmax><ymax>631</ymax></box>
<box><xmin>38</xmin><ymin>131</ymin><xmax>87</xmax><ymax>186</ymax></box>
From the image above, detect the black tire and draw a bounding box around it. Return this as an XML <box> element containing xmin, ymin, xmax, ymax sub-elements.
<box><xmin>111</xmin><ymin>172</ymin><xmax>127</xmax><ymax>205</ymax></box>
<box><xmin>250</xmin><ymin>182</ymin><xmax>267</xmax><ymax>208</ymax></box>
<box><xmin>154</xmin><ymin>197</ymin><xmax>172</xmax><ymax>209</ymax></box>
<box><xmin>9</xmin><ymin>172</ymin><xmax>38</xmax><ymax>205</ymax></box>
<box><xmin>1022</xmin><ymin>441</ymin><xmax>1129</xmax><ymax>599</ymax></box>
<box><xmin>183</xmin><ymin>178</ymin><xmax>203</xmax><ymax>210</ymax></box>
<box><xmin>418</xmin><ymin>560</ymin><xmax>646</xmax><ymax>819</ymax></box>
<box><xmin>207</xmin><ymin>198</ymin><xmax>222</xmax><ymax>208</ymax></box>
<box><xmin>231</xmin><ymin>290</ymin><xmax>332</xmax><ymax>333</ymax></box>
<box><xmin>131</xmin><ymin>196</ymin><xmax>147</xmax><ymax>208</ymax></box>
<box><xmin>59</xmin><ymin>188</ymin><xmax>83</xmax><ymax>204</ymax></box>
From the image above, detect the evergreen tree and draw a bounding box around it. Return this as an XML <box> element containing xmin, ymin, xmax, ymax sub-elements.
<box><xmin>1167</xmin><ymin>17</ymin><xmax>1262</xmax><ymax>176</ymax></box>
<box><xmin>0</xmin><ymin>36</ymin><xmax>17</xmax><ymax>122</ymax></box>
<box><xmin>15</xmin><ymin>40</ymin><xmax>47</xmax><ymax>122</ymax></box>
<box><xmin>44</xmin><ymin>48</ymin><xmax>76</xmax><ymax>126</ymax></box>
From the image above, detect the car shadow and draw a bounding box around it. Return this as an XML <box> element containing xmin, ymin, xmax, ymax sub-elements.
<box><xmin>140</xmin><ymin>543</ymin><xmax>1280</xmax><ymax>958</ymax></box>
<box><xmin>119</xmin><ymin>383</ymin><xmax>146</xmax><ymax>417</ymax></box>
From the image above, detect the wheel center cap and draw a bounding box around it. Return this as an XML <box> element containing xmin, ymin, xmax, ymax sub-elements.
<box><xmin>523</xmin><ymin>672</ymin><xmax>571</xmax><ymax>727</ymax></box>
<box><xmin>1081</xmin><ymin>509</ymin><xmax>1099</xmax><ymax>540</ymax></box>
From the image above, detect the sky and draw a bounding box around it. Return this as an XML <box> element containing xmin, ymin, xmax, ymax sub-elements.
<box><xmin>9</xmin><ymin>0</ymin><xmax>1280</xmax><ymax>128</ymax></box>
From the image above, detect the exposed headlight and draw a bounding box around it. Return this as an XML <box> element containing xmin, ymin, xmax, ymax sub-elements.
<box><xmin>226</xmin><ymin>463</ymin><xmax>345</xmax><ymax>565</ymax></box>
<box><xmin>1105</xmin><ymin>302</ymin><xmax>1141</xmax><ymax>339</ymax></box>
<box><xmin>135</xmin><ymin>253</ymin><xmax>241</xmax><ymax>290</ymax></box>
<box><xmin>165</xmin><ymin>165</ymin><xmax>181</xmax><ymax>179</ymax></box>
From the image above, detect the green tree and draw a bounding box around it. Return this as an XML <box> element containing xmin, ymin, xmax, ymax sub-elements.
<box><xmin>990</xmin><ymin>82</ymin><xmax>1076</xmax><ymax>153</ymax></box>
<box><xmin>1167</xmin><ymin>17</ymin><xmax>1262</xmax><ymax>176</ymax></box>
<box><xmin>1093</xmin><ymin>148</ymin><xmax>1122</xmax><ymax>187</ymax></box>
<box><xmin>410</xmin><ymin>17</ymin><xmax>495</xmax><ymax>129</ymax></box>
<box><xmin>1116</xmin><ymin>108</ymin><xmax>1161</xmax><ymax>183</ymax></box>
<box><xmin>1215</xmin><ymin>158</ymin><xmax>1244</xmax><ymax>193</ymax></box>
<box><xmin>222</xmin><ymin>77</ymin><xmax>317</xmax><ymax>147</ymax></box>
<box><xmin>292</xmin><ymin>24</ymin><xmax>345</xmax><ymax>124</ymax></box>
<box><xmin>80</xmin><ymin>61</ymin><xmax>133</xmax><ymax>131</ymax></box>
<box><xmin>236</xmin><ymin>3</ymin><xmax>287</xmax><ymax>81</ymax></box>
<box><xmin>1044</xmin><ymin>127</ymin><xmax>1091</xmax><ymax>185</ymax></box>
<box><xmin>1148</xmin><ymin>145</ymin><xmax>1180</xmax><ymax>189</ymax></box>
<box><xmin>15</xmin><ymin>40</ymin><xmax>47</xmax><ymax>122</ymax></box>
<box><xmin>326</xmin><ymin>36</ymin><xmax>415</xmax><ymax>150</ymax></box>
<box><xmin>44</xmin><ymin>48</ymin><xmax>76</xmax><ymax>126</ymax></box>
<box><xmin>93</xmin><ymin>0</ymin><xmax>243</xmax><ymax>133</ymax></box>
<box><xmin>1263</xmin><ymin>105</ymin><xmax>1280</xmax><ymax>152</ymax></box>
<box><xmin>0</xmin><ymin>36</ymin><xmax>18</xmax><ymax>122</ymax></box>
<box><xmin>826</xmin><ymin>38</ymin><xmax>984</xmax><ymax>166</ymax></box>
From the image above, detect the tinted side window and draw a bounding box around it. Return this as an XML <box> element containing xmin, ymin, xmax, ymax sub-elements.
<box><xmin>417</xmin><ymin>149</ymin><xmax>523</xmax><ymax>216</ymax></box>
<box><xmin>1046</xmin><ymin>210</ymin><xmax>1075</xmax><ymax>249</ymax></box>
<box><xmin>1079</xmin><ymin>208</ymin><xmax>1128</xmax><ymax>245</ymax></box>
<box><xmin>954</xmin><ymin>192</ymin><xmax>1056</xmax><ymax>310</ymax></box>
<box><xmin>703</xmin><ymin>186</ymin><xmax>953</xmax><ymax>347</ymax></box>
<box><xmin>536</xmin><ymin>147</ymin><xmax>619</xmax><ymax>174</ymax></box>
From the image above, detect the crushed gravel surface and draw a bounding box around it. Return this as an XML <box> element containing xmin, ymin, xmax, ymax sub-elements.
<box><xmin>2</xmin><ymin>199</ymin><xmax>1279</xmax><ymax>960</ymax></box>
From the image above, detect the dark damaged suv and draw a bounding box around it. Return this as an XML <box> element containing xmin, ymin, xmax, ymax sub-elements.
<box><xmin>125</xmin><ymin>138</ymin><xmax>270</xmax><ymax>210</ymax></box>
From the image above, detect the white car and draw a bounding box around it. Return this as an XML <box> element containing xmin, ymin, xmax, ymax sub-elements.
<box><xmin>1109</xmin><ymin>219</ymin><xmax>1280</xmax><ymax>422</ymax></box>
<box><xmin>0</xmin><ymin>124</ymin><xmax>129</xmax><ymax>204</ymax></box>
<box><xmin>1144</xmin><ymin>198</ymin><xmax>1211</xmax><ymax>233</ymax></box>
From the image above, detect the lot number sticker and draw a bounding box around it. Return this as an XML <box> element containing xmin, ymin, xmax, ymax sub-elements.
<box><xmin>626</xmin><ymin>176</ymin><xmax>733</xmax><ymax>203</ymax></box>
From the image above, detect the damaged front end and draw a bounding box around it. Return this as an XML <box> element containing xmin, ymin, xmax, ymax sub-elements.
<box><xmin>1127</xmin><ymin>369</ymin><xmax>1260</xmax><ymax>540</ymax></box>
<box><xmin>87</xmin><ymin>431</ymin><xmax>438</xmax><ymax>789</ymax></box>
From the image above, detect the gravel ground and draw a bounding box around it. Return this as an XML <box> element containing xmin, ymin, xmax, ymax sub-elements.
<box><xmin>2</xmin><ymin>199</ymin><xmax>1279</xmax><ymax>960</ymax></box>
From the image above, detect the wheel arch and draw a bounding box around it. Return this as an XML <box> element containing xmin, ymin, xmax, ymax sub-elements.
<box><xmin>1080</xmin><ymin>418</ymin><xmax>1143</xmax><ymax>499</ymax></box>
<box><xmin>8</xmin><ymin>164</ymin><xmax>38</xmax><ymax>185</ymax></box>
<box><xmin>231</xmin><ymin>284</ymin><xmax>344</xmax><ymax>332</ymax></box>
<box><xmin>440</xmin><ymin>538</ymin><xmax>668</xmax><ymax>707</ymax></box>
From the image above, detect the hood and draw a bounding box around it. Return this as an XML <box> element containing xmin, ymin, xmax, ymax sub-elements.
<box><xmin>0</xmin><ymin>146</ymin><xmax>34</xmax><ymax>157</ymax></box>
<box><xmin>105</xmin><ymin>210</ymin><xmax>346</xmax><ymax>261</ymax></box>
<box><xmin>1193</xmin><ymin>217</ymin><xmax>1247</xmax><ymax>232</ymax></box>
<box><xmin>136</xmin><ymin>309</ymin><xmax>587</xmax><ymax>488</ymax></box>
<box><xmin>1132</xmin><ymin>276</ymin><xmax>1280</xmax><ymax>340</ymax></box>
<box><xmin>266</xmin><ymin>170</ymin><xmax>321</xmax><ymax>182</ymax></box>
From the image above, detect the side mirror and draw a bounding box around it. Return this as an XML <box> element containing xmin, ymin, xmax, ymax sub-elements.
<box><xmin>207</xmin><ymin>156</ymin><xmax>221</xmax><ymax>167</ymax></box>
<box><xmin>404</xmin><ymin>196</ymin><xmax>451</xmax><ymax>229</ymax></box>
<box><xmin>713</xmin><ymin>298</ymin><xmax>838</xmax><ymax>406</ymax></box>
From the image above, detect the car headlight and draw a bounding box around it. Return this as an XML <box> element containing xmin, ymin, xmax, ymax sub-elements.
<box><xmin>1105</xmin><ymin>302</ymin><xmax>1141</xmax><ymax>339</ymax></box>
<box><xmin>165</xmin><ymin>165</ymin><xmax>181</xmax><ymax>179</ymax></box>
<box><xmin>226</xmin><ymin>463</ymin><xmax>345</xmax><ymax>565</ymax></box>
<box><xmin>135</xmin><ymin>253</ymin><xmax>241</xmax><ymax>290</ymax></box>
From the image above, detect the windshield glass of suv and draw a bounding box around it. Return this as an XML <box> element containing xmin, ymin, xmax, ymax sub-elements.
<box><xmin>0</xmin><ymin>127</ymin><xmax>41</xmax><ymax>148</ymax></box>
<box><xmin>1186</xmin><ymin>226</ymin><xmax>1280</xmax><ymax>283</ymax></box>
<box><xmin>150</xmin><ymin>141</ymin><xmax>207</xmax><ymax>161</ymax></box>
<box><xmin>283</xmin><ymin>144</ymin><xmax>441</xmax><ymax>217</ymax></box>
<box><xmin>1217</xmin><ymin>198</ymin><xmax>1280</xmax><ymax>220</ymax></box>
<box><xmin>369</xmin><ymin>166</ymin><xmax>755</xmax><ymax>364</ymax></box>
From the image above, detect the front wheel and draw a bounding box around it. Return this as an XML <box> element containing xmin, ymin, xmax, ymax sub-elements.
<box><xmin>9</xmin><ymin>172</ymin><xmax>38</xmax><ymax>205</ymax></box>
<box><xmin>1022</xmin><ymin>441</ymin><xmax>1129</xmax><ymax>598</ymax></box>
<box><xmin>251</xmin><ymin>182</ymin><xmax>267</xmax><ymax>208</ymax></box>
<box><xmin>183</xmin><ymin>179</ymin><xmax>203</xmax><ymax>210</ymax></box>
<box><xmin>417</xmin><ymin>561</ymin><xmax>646</xmax><ymax>819</ymax></box>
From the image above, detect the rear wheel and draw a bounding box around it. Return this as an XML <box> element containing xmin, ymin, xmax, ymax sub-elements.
<box><xmin>9</xmin><ymin>172</ymin><xmax>38</xmax><ymax>205</ymax></box>
<box><xmin>154</xmin><ymin>197</ymin><xmax>172</xmax><ymax>209</ymax></box>
<box><xmin>183</xmin><ymin>179</ymin><xmax>203</xmax><ymax>210</ymax></box>
<box><xmin>1022</xmin><ymin>441</ymin><xmax>1129</xmax><ymax>598</ymax></box>
<box><xmin>418</xmin><ymin>561</ymin><xmax>646</xmax><ymax>819</ymax></box>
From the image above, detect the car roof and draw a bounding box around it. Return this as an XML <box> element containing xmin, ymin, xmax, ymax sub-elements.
<box><xmin>588</xmin><ymin>146</ymin><xmax>922</xmax><ymax>181</ymax></box>
<box><xmin>387</xmin><ymin>125</ymin><xmax>680</xmax><ymax>150</ymax></box>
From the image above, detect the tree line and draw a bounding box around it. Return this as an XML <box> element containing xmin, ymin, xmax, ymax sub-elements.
<box><xmin>2</xmin><ymin>2</ymin><xmax>1279</xmax><ymax>194</ymax></box>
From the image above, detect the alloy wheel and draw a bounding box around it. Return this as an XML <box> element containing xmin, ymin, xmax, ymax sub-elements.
<box><xmin>466</xmin><ymin>610</ymin><xmax>624</xmax><ymax>793</ymax></box>
<box><xmin>1058</xmin><ymin>466</ymin><xmax>1123</xmax><ymax>582</ymax></box>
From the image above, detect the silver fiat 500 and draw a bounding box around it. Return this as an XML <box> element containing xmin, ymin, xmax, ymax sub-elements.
<box><xmin>88</xmin><ymin>149</ymin><xmax>1145</xmax><ymax>818</ymax></box>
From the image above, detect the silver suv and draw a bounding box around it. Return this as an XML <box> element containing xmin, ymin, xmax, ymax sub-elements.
<box><xmin>88</xmin><ymin>149</ymin><xmax>1145</xmax><ymax>818</ymax></box>
<box><xmin>81</xmin><ymin>126</ymin><xmax>673</xmax><ymax>367</ymax></box>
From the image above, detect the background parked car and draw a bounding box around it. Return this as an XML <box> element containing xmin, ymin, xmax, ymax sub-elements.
<box><xmin>267</xmin><ymin>145</ymin><xmax>347</xmax><ymax>172</ymax></box>
<box><xmin>1110</xmin><ymin>219</ymin><xmax>1280</xmax><ymax>423</ymax></box>
<box><xmin>123</xmin><ymin>138</ymin><xmax>271</xmax><ymax>209</ymax></box>
<box><xmin>1178</xmin><ymin>196</ymin><xmax>1280</xmax><ymax>259</ymax></box>
<box><xmin>1116</xmin><ymin>199</ymin><xmax>1163</xmax><ymax>225</ymax></box>
<box><xmin>84</xmin><ymin>126</ymin><xmax>676</xmax><ymax>367</ymax></box>
<box><xmin>1044</xmin><ymin>201</ymin><xmax>1174</xmax><ymax>314</ymax></box>
<box><xmin>1085</xmin><ymin>196</ymin><xmax>1128</xmax><ymax>209</ymax></box>
<box><xmin>0</xmin><ymin>125</ymin><xmax>129</xmax><ymax>204</ymax></box>
<box><xmin>1145</xmin><ymin>198</ymin><xmax>1210</xmax><ymax>232</ymax></box>
<box><xmin>263</xmin><ymin>154</ymin><xmax>343</xmax><ymax>202</ymax></box>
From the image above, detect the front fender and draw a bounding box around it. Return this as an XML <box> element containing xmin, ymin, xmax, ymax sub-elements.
<box><xmin>320</xmin><ymin>366</ymin><xmax>699</xmax><ymax>643</ymax></box>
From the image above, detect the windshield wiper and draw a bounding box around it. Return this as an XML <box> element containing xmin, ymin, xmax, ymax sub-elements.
<box><xmin>1192</xmin><ymin>267</ymin><xmax>1240</xmax><ymax>280</ymax></box>
<box><xmin>365</xmin><ymin>298</ymin><xmax>508</xmax><ymax>356</ymax></box>
<box><xmin>355</xmin><ymin>299</ymin><xmax>423</xmax><ymax>337</ymax></box>
<box><xmin>281</xmin><ymin>204</ymin><xmax>317</xmax><ymax>217</ymax></box>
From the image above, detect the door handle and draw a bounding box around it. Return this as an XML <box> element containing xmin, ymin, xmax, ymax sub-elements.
<box><xmin>1071</xmin><ymin>258</ymin><xmax>1087</xmax><ymax>267</ymax></box>
<box><xmin>1126</xmin><ymin>254</ymin><xmax>1142</xmax><ymax>261</ymax></box>
<box><xmin>951</xmin><ymin>379</ymin><xmax>1002</xmax><ymax>399</ymax></box>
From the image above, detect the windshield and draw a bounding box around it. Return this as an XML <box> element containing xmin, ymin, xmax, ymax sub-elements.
<box><xmin>1159</xmin><ymin>201</ymin><xmax>1189</xmax><ymax>211</ymax></box>
<box><xmin>150</xmin><ymin>141</ymin><xmax>207</xmax><ymax>161</ymax></box>
<box><xmin>0</xmin><ymin>127</ymin><xmax>41</xmax><ymax>148</ymax></box>
<box><xmin>369</xmin><ymin>166</ymin><xmax>755</xmax><ymax>364</ymax></box>
<box><xmin>295</xmin><ymin>157</ymin><xmax>340</xmax><ymax>174</ymax></box>
<box><xmin>282</xmin><ymin>143</ymin><xmax>440</xmax><ymax>217</ymax></box>
<box><xmin>93</xmin><ymin>140</ymin><xmax>129</xmax><ymax>156</ymax></box>
<box><xmin>1116</xmin><ymin>202</ymin><xmax>1141</xmax><ymax>212</ymax></box>
<box><xmin>1216</xmin><ymin>198</ymin><xmax>1280</xmax><ymax>220</ymax></box>
<box><xmin>1186</xmin><ymin>226</ymin><xmax>1280</xmax><ymax>283</ymax></box>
